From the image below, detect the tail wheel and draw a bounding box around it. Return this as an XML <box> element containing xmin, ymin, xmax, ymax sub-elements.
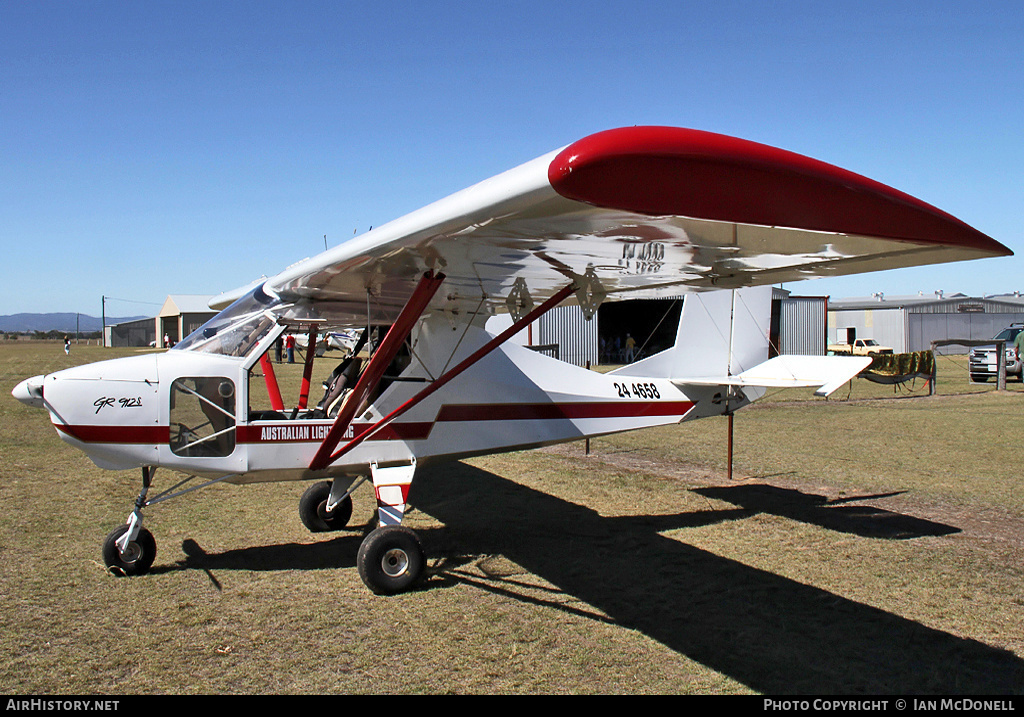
<box><xmin>357</xmin><ymin>525</ymin><xmax>425</xmax><ymax>595</ymax></box>
<box><xmin>102</xmin><ymin>524</ymin><xmax>157</xmax><ymax>577</ymax></box>
<box><xmin>299</xmin><ymin>480</ymin><xmax>353</xmax><ymax>532</ymax></box>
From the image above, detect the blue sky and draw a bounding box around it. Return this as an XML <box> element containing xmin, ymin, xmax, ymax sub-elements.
<box><xmin>3</xmin><ymin>1</ymin><xmax>1022</xmax><ymax>317</ymax></box>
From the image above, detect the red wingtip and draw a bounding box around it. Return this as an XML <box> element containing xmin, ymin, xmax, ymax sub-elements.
<box><xmin>549</xmin><ymin>127</ymin><xmax>1009</xmax><ymax>256</ymax></box>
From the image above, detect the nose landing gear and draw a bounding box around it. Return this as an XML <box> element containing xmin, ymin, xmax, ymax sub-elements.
<box><xmin>101</xmin><ymin>467</ymin><xmax>428</xmax><ymax>595</ymax></box>
<box><xmin>102</xmin><ymin>467</ymin><xmax>158</xmax><ymax>576</ymax></box>
<box><xmin>102</xmin><ymin>522</ymin><xmax>156</xmax><ymax>576</ymax></box>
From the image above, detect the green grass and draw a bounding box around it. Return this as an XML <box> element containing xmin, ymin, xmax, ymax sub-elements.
<box><xmin>595</xmin><ymin>355</ymin><xmax>1024</xmax><ymax>512</ymax></box>
<box><xmin>1</xmin><ymin>341</ymin><xmax>1022</xmax><ymax>694</ymax></box>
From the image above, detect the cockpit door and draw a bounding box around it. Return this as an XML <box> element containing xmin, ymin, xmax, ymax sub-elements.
<box><xmin>156</xmin><ymin>356</ymin><xmax>248</xmax><ymax>474</ymax></box>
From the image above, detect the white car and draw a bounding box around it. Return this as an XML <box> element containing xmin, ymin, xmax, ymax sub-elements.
<box><xmin>969</xmin><ymin>324</ymin><xmax>1024</xmax><ymax>382</ymax></box>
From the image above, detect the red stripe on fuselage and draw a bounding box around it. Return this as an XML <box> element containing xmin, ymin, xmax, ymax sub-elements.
<box><xmin>54</xmin><ymin>401</ymin><xmax>693</xmax><ymax>446</ymax></box>
<box><xmin>436</xmin><ymin>401</ymin><xmax>695</xmax><ymax>423</ymax></box>
<box><xmin>55</xmin><ymin>424</ymin><xmax>169</xmax><ymax>444</ymax></box>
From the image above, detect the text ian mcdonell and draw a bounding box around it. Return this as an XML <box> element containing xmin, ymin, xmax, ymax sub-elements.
<box><xmin>764</xmin><ymin>699</ymin><xmax>1015</xmax><ymax>712</ymax></box>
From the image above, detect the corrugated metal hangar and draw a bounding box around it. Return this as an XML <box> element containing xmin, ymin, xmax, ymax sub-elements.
<box><xmin>107</xmin><ymin>317</ymin><xmax>156</xmax><ymax>348</ymax></box>
<box><xmin>110</xmin><ymin>289</ymin><xmax>1024</xmax><ymax>362</ymax></box>
<box><xmin>109</xmin><ymin>295</ymin><xmax>216</xmax><ymax>348</ymax></box>
<box><xmin>158</xmin><ymin>295</ymin><xmax>216</xmax><ymax>347</ymax></box>
<box><xmin>496</xmin><ymin>289</ymin><xmax>1024</xmax><ymax>366</ymax></box>
<box><xmin>491</xmin><ymin>288</ymin><xmax>828</xmax><ymax>366</ymax></box>
<box><xmin>828</xmin><ymin>292</ymin><xmax>1024</xmax><ymax>354</ymax></box>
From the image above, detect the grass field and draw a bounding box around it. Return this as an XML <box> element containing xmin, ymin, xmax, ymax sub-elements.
<box><xmin>1</xmin><ymin>341</ymin><xmax>1022</xmax><ymax>694</ymax></box>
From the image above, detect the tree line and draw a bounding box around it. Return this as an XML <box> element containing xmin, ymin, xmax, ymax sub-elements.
<box><xmin>3</xmin><ymin>330</ymin><xmax>104</xmax><ymax>340</ymax></box>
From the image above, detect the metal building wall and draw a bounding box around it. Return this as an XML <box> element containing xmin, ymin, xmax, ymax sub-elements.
<box><xmin>536</xmin><ymin>295</ymin><xmax>1024</xmax><ymax>363</ymax></box>
<box><xmin>828</xmin><ymin>298</ymin><xmax>1024</xmax><ymax>355</ymax></box>
<box><xmin>538</xmin><ymin>305</ymin><xmax>599</xmax><ymax>367</ymax></box>
<box><xmin>908</xmin><ymin>312</ymin><xmax>1024</xmax><ymax>353</ymax></box>
<box><xmin>779</xmin><ymin>296</ymin><xmax>826</xmax><ymax>355</ymax></box>
<box><xmin>181</xmin><ymin>312</ymin><xmax>216</xmax><ymax>341</ymax></box>
<box><xmin>109</xmin><ymin>318</ymin><xmax>157</xmax><ymax>348</ymax></box>
<box><xmin>538</xmin><ymin>294</ymin><xmax>827</xmax><ymax>366</ymax></box>
<box><xmin>828</xmin><ymin>308</ymin><xmax>908</xmax><ymax>353</ymax></box>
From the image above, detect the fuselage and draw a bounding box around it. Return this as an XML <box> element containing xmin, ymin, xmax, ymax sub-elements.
<box><xmin>13</xmin><ymin>300</ymin><xmax>723</xmax><ymax>485</ymax></box>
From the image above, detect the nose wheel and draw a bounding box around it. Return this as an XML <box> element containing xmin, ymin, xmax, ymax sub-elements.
<box><xmin>102</xmin><ymin>467</ymin><xmax>158</xmax><ymax>576</ymax></box>
<box><xmin>102</xmin><ymin>523</ymin><xmax>157</xmax><ymax>576</ymax></box>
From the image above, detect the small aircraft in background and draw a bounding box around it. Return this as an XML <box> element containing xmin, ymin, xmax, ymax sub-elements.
<box><xmin>289</xmin><ymin>328</ymin><xmax>362</xmax><ymax>356</ymax></box>
<box><xmin>12</xmin><ymin>127</ymin><xmax>1010</xmax><ymax>594</ymax></box>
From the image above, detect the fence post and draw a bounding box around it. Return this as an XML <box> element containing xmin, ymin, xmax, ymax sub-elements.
<box><xmin>997</xmin><ymin>340</ymin><xmax>1007</xmax><ymax>391</ymax></box>
<box><xmin>929</xmin><ymin>341</ymin><xmax>938</xmax><ymax>395</ymax></box>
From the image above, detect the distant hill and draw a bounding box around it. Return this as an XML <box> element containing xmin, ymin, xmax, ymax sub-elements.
<box><xmin>0</xmin><ymin>313</ymin><xmax>148</xmax><ymax>333</ymax></box>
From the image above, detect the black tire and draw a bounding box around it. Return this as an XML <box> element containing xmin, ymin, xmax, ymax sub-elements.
<box><xmin>299</xmin><ymin>480</ymin><xmax>353</xmax><ymax>532</ymax></box>
<box><xmin>357</xmin><ymin>526</ymin><xmax>425</xmax><ymax>595</ymax></box>
<box><xmin>102</xmin><ymin>524</ymin><xmax>156</xmax><ymax>576</ymax></box>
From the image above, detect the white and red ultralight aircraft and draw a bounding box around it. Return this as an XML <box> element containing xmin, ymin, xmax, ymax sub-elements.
<box><xmin>12</xmin><ymin>127</ymin><xmax>1011</xmax><ymax>594</ymax></box>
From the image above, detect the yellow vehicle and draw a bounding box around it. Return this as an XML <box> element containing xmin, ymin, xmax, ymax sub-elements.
<box><xmin>827</xmin><ymin>338</ymin><xmax>894</xmax><ymax>356</ymax></box>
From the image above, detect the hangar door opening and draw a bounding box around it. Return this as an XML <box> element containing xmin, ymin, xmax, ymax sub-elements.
<box><xmin>597</xmin><ymin>299</ymin><xmax>683</xmax><ymax>365</ymax></box>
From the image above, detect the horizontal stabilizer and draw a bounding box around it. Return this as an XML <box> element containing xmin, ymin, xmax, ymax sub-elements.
<box><xmin>674</xmin><ymin>355</ymin><xmax>873</xmax><ymax>397</ymax></box>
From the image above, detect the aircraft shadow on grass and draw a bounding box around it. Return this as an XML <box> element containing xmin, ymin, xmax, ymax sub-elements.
<box><xmin>172</xmin><ymin>461</ymin><xmax>1022</xmax><ymax>694</ymax></box>
<box><xmin>691</xmin><ymin>484</ymin><xmax>961</xmax><ymax>540</ymax></box>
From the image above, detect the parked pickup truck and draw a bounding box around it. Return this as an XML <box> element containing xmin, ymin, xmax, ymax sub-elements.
<box><xmin>968</xmin><ymin>324</ymin><xmax>1023</xmax><ymax>383</ymax></box>
<box><xmin>827</xmin><ymin>338</ymin><xmax>894</xmax><ymax>356</ymax></box>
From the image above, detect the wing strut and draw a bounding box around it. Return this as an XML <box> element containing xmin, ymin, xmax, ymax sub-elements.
<box><xmin>309</xmin><ymin>271</ymin><xmax>446</xmax><ymax>471</ymax></box>
<box><xmin>259</xmin><ymin>353</ymin><xmax>285</xmax><ymax>412</ymax></box>
<box><xmin>316</xmin><ymin>282</ymin><xmax>576</xmax><ymax>469</ymax></box>
<box><xmin>297</xmin><ymin>324</ymin><xmax>319</xmax><ymax>411</ymax></box>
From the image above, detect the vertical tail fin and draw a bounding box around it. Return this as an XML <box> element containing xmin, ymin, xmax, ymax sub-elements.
<box><xmin>612</xmin><ymin>286</ymin><xmax>870</xmax><ymax>398</ymax></box>
<box><xmin>610</xmin><ymin>286</ymin><xmax>773</xmax><ymax>380</ymax></box>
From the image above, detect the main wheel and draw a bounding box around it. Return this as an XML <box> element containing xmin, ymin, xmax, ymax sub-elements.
<box><xmin>102</xmin><ymin>524</ymin><xmax>157</xmax><ymax>576</ymax></box>
<box><xmin>299</xmin><ymin>480</ymin><xmax>353</xmax><ymax>532</ymax></box>
<box><xmin>357</xmin><ymin>526</ymin><xmax>425</xmax><ymax>595</ymax></box>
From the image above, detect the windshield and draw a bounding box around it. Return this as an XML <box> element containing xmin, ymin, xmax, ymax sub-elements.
<box><xmin>993</xmin><ymin>328</ymin><xmax>1022</xmax><ymax>342</ymax></box>
<box><xmin>173</xmin><ymin>285</ymin><xmax>282</xmax><ymax>358</ymax></box>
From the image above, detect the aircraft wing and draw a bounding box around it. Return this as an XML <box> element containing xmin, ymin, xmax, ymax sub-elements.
<box><xmin>244</xmin><ymin>127</ymin><xmax>1009</xmax><ymax>324</ymax></box>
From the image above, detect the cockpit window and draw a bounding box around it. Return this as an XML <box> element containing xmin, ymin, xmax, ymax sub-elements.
<box><xmin>174</xmin><ymin>285</ymin><xmax>281</xmax><ymax>358</ymax></box>
<box><xmin>169</xmin><ymin>377</ymin><xmax>236</xmax><ymax>457</ymax></box>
